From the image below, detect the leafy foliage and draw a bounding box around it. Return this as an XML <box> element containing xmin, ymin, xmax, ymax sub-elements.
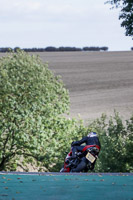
<box><xmin>89</xmin><ymin>112</ymin><xmax>133</xmax><ymax>172</ymax></box>
<box><xmin>106</xmin><ymin>0</ymin><xmax>133</xmax><ymax>37</ymax></box>
<box><xmin>0</xmin><ymin>50</ymin><xmax>70</xmax><ymax>171</ymax></box>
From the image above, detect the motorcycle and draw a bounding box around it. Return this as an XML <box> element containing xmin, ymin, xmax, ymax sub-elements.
<box><xmin>60</xmin><ymin>144</ymin><xmax>100</xmax><ymax>172</ymax></box>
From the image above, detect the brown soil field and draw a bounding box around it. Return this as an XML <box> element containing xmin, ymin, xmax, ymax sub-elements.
<box><xmin>1</xmin><ymin>51</ymin><xmax>133</xmax><ymax>121</ymax></box>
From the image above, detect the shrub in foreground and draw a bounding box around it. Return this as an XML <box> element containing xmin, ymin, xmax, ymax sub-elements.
<box><xmin>89</xmin><ymin>112</ymin><xmax>133</xmax><ymax>173</ymax></box>
<box><xmin>0</xmin><ymin>50</ymin><xmax>71</xmax><ymax>171</ymax></box>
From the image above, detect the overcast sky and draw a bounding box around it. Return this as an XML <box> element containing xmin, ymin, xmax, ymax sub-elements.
<box><xmin>0</xmin><ymin>0</ymin><xmax>132</xmax><ymax>51</ymax></box>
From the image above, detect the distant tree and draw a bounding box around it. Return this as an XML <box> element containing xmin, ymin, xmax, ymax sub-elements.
<box><xmin>58</xmin><ymin>47</ymin><xmax>81</xmax><ymax>51</ymax></box>
<box><xmin>0</xmin><ymin>48</ymin><xmax>13</xmax><ymax>53</ymax></box>
<box><xmin>14</xmin><ymin>47</ymin><xmax>21</xmax><ymax>52</ymax></box>
<box><xmin>83</xmin><ymin>47</ymin><xmax>109</xmax><ymax>51</ymax></box>
<box><xmin>45</xmin><ymin>46</ymin><xmax>57</xmax><ymax>51</ymax></box>
<box><xmin>106</xmin><ymin>0</ymin><xmax>133</xmax><ymax>37</ymax></box>
<box><xmin>83</xmin><ymin>47</ymin><xmax>100</xmax><ymax>51</ymax></box>
<box><xmin>22</xmin><ymin>48</ymin><xmax>45</xmax><ymax>52</ymax></box>
<box><xmin>100</xmin><ymin>47</ymin><xmax>109</xmax><ymax>51</ymax></box>
<box><xmin>0</xmin><ymin>46</ymin><xmax>109</xmax><ymax>53</ymax></box>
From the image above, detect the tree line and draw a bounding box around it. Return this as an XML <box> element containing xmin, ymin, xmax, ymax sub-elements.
<box><xmin>0</xmin><ymin>46</ymin><xmax>109</xmax><ymax>53</ymax></box>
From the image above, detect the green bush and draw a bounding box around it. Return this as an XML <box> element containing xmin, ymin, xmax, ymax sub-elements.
<box><xmin>0</xmin><ymin>50</ymin><xmax>72</xmax><ymax>171</ymax></box>
<box><xmin>88</xmin><ymin>112</ymin><xmax>133</xmax><ymax>172</ymax></box>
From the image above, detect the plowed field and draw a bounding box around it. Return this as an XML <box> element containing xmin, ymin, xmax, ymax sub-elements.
<box><xmin>1</xmin><ymin>51</ymin><xmax>133</xmax><ymax>121</ymax></box>
<box><xmin>37</xmin><ymin>51</ymin><xmax>133</xmax><ymax>121</ymax></box>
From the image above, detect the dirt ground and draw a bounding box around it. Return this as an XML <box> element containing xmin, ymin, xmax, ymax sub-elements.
<box><xmin>1</xmin><ymin>51</ymin><xmax>133</xmax><ymax>122</ymax></box>
<box><xmin>37</xmin><ymin>51</ymin><xmax>133</xmax><ymax>122</ymax></box>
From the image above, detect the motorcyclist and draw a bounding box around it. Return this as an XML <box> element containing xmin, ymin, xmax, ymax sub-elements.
<box><xmin>69</xmin><ymin>132</ymin><xmax>101</xmax><ymax>172</ymax></box>
<box><xmin>71</xmin><ymin>132</ymin><xmax>101</xmax><ymax>157</ymax></box>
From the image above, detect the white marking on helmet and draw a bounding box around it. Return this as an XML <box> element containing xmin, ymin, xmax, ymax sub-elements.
<box><xmin>87</xmin><ymin>132</ymin><xmax>97</xmax><ymax>137</ymax></box>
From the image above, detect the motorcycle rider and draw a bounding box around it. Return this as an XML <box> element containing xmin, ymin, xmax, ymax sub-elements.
<box><xmin>68</xmin><ymin>132</ymin><xmax>101</xmax><ymax>172</ymax></box>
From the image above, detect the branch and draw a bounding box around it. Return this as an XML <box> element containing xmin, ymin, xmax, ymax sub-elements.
<box><xmin>17</xmin><ymin>163</ymin><xmax>28</xmax><ymax>171</ymax></box>
<box><xmin>3</xmin><ymin>134</ymin><xmax>10</xmax><ymax>154</ymax></box>
<box><xmin>0</xmin><ymin>152</ymin><xmax>16</xmax><ymax>170</ymax></box>
<box><xmin>23</xmin><ymin>153</ymin><xmax>45</xmax><ymax>162</ymax></box>
<box><xmin>23</xmin><ymin>153</ymin><xmax>39</xmax><ymax>160</ymax></box>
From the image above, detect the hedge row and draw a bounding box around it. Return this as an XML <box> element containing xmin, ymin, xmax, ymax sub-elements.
<box><xmin>0</xmin><ymin>46</ymin><xmax>108</xmax><ymax>53</ymax></box>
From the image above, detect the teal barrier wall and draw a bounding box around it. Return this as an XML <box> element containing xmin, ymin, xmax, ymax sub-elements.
<box><xmin>0</xmin><ymin>173</ymin><xmax>133</xmax><ymax>200</ymax></box>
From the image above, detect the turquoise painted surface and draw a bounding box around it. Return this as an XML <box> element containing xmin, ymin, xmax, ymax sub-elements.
<box><xmin>0</xmin><ymin>173</ymin><xmax>133</xmax><ymax>200</ymax></box>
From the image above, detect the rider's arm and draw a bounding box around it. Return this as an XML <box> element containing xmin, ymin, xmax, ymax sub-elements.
<box><xmin>72</xmin><ymin>137</ymin><xmax>87</xmax><ymax>146</ymax></box>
